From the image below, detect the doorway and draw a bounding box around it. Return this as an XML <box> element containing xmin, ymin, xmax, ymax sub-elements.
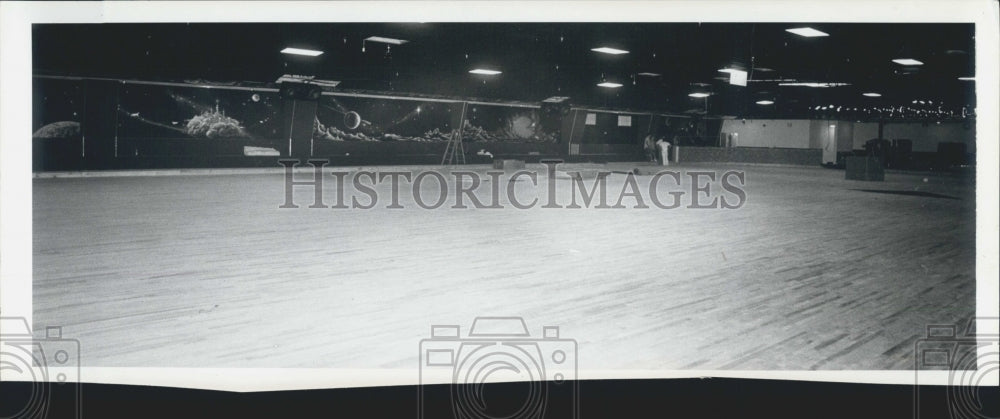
<box><xmin>823</xmin><ymin>123</ymin><xmax>838</xmax><ymax>164</ymax></box>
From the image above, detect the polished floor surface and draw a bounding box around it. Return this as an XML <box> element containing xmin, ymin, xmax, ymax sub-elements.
<box><xmin>32</xmin><ymin>163</ymin><xmax>976</xmax><ymax>370</ymax></box>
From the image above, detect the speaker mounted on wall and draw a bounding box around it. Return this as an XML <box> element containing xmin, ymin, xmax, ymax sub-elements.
<box><xmin>541</xmin><ymin>96</ymin><xmax>572</xmax><ymax>117</ymax></box>
<box><xmin>276</xmin><ymin>74</ymin><xmax>340</xmax><ymax>101</ymax></box>
<box><xmin>280</xmin><ymin>84</ymin><xmax>322</xmax><ymax>100</ymax></box>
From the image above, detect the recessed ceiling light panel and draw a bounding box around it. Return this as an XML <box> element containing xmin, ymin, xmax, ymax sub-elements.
<box><xmin>597</xmin><ymin>82</ymin><xmax>623</xmax><ymax>88</ymax></box>
<box><xmin>778</xmin><ymin>82</ymin><xmax>850</xmax><ymax>88</ymax></box>
<box><xmin>786</xmin><ymin>27</ymin><xmax>829</xmax><ymax>37</ymax></box>
<box><xmin>365</xmin><ymin>36</ymin><xmax>408</xmax><ymax>45</ymax></box>
<box><xmin>892</xmin><ymin>58</ymin><xmax>924</xmax><ymax>66</ymax></box>
<box><xmin>281</xmin><ymin>47</ymin><xmax>323</xmax><ymax>56</ymax></box>
<box><xmin>719</xmin><ymin>69</ymin><xmax>748</xmax><ymax>86</ymax></box>
<box><xmin>591</xmin><ymin>47</ymin><xmax>629</xmax><ymax>55</ymax></box>
<box><xmin>469</xmin><ymin>69</ymin><xmax>502</xmax><ymax>75</ymax></box>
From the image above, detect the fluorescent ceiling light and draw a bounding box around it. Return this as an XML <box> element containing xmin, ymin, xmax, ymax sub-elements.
<box><xmin>862</xmin><ymin>92</ymin><xmax>882</xmax><ymax>97</ymax></box>
<box><xmin>469</xmin><ymin>69</ymin><xmax>502</xmax><ymax>75</ymax></box>
<box><xmin>718</xmin><ymin>68</ymin><xmax>742</xmax><ymax>73</ymax></box>
<box><xmin>754</xmin><ymin>67</ymin><xmax>776</xmax><ymax>72</ymax></box>
<box><xmin>892</xmin><ymin>58</ymin><xmax>924</xmax><ymax>66</ymax></box>
<box><xmin>785</xmin><ymin>27</ymin><xmax>829</xmax><ymax>37</ymax></box>
<box><xmin>637</xmin><ymin>72</ymin><xmax>661</xmax><ymax>77</ymax></box>
<box><xmin>597</xmin><ymin>82</ymin><xmax>623</xmax><ymax>88</ymax></box>
<box><xmin>591</xmin><ymin>47</ymin><xmax>629</xmax><ymax>55</ymax></box>
<box><xmin>755</xmin><ymin>100</ymin><xmax>775</xmax><ymax>105</ymax></box>
<box><xmin>365</xmin><ymin>36</ymin><xmax>408</xmax><ymax>45</ymax></box>
<box><xmin>281</xmin><ymin>47</ymin><xmax>323</xmax><ymax>56</ymax></box>
<box><xmin>778</xmin><ymin>82</ymin><xmax>850</xmax><ymax>88</ymax></box>
<box><xmin>688</xmin><ymin>92</ymin><xmax>710</xmax><ymax>98</ymax></box>
<box><xmin>958</xmin><ymin>76</ymin><xmax>975</xmax><ymax>81</ymax></box>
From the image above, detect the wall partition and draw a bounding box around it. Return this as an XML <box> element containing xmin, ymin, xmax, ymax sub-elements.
<box><xmin>33</xmin><ymin>75</ymin><xmax>710</xmax><ymax>171</ymax></box>
<box><xmin>562</xmin><ymin>109</ymin><xmax>706</xmax><ymax>160</ymax></box>
<box><xmin>116</xmin><ymin>82</ymin><xmax>283</xmax><ymax>159</ymax></box>
<box><xmin>32</xmin><ymin>77</ymin><xmax>87</xmax><ymax>170</ymax></box>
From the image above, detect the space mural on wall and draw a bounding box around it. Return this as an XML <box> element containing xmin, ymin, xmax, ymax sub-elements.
<box><xmin>32</xmin><ymin>78</ymin><xmax>84</xmax><ymax>139</ymax></box>
<box><xmin>35</xmin><ymin>77</ymin><xmax>564</xmax><ymax>150</ymax></box>
<box><xmin>117</xmin><ymin>83</ymin><xmax>279</xmax><ymax>142</ymax></box>
<box><xmin>33</xmin><ymin>78</ymin><xmax>720</xmax><ymax>166</ymax></box>
<box><xmin>313</xmin><ymin>96</ymin><xmax>560</xmax><ymax>143</ymax></box>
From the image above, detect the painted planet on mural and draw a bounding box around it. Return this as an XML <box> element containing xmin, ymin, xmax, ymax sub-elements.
<box><xmin>33</xmin><ymin>121</ymin><xmax>81</xmax><ymax>139</ymax></box>
<box><xmin>507</xmin><ymin>114</ymin><xmax>536</xmax><ymax>139</ymax></box>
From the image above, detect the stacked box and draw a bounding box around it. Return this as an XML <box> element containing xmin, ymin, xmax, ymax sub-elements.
<box><xmin>493</xmin><ymin>159</ymin><xmax>526</xmax><ymax>170</ymax></box>
<box><xmin>845</xmin><ymin>156</ymin><xmax>885</xmax><ymax>181</ymax></box>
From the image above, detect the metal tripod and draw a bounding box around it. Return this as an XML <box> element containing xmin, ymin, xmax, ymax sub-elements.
<box><xmin>441</xmin><ymin>102</ymin><xmax>469</xmax><ymax>165</ymax></box>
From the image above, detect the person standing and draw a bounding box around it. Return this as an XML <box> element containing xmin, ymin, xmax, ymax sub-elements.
<box><xmin>643</xmin><ymin>134</ymin><xmax>657</xmax><ymax>162</ymax></box>
<box><xmin>656</xmin><ymin>138</ymin><xmax>672</xmax><ymax>165</ymax></box>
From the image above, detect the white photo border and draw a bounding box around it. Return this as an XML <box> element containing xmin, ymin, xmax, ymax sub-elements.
<box><xmin>1</xmin><ymin>0</ymin><xmax>997</xmax><ymax>391</ymax></box>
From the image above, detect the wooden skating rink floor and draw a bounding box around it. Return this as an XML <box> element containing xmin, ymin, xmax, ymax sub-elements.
<box><xmin>32</xmin><ymin>163</ymin><xmax>976</xmax><ymax>370</ymax></box>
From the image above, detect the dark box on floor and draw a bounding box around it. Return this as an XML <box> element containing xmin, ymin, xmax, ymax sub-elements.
<box><xmin>493</xmin><ymin>159</ymin><xmax>526</xmax><ymax>170</ymax></box>
<box><xmin>845</xmin><ymin>156</ymin><xmax>884</xmax><ymax>181</ymax></box>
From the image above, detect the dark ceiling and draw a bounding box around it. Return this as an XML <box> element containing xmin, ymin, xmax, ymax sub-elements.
<box><xmin>33</xmin><ymin>22</ymin><xmax>976</xmax><ymax>120</ymax></box>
